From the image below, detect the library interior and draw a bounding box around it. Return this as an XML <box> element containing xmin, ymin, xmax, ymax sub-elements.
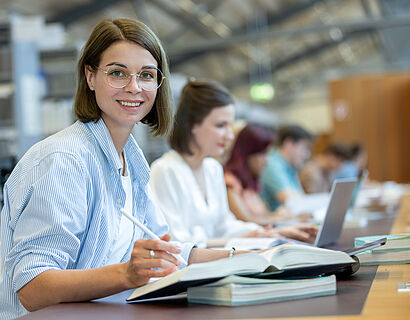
<box><xmin>0</xmin><ymin>1</ymin><xmax>409</xmax><ymax>320</ymax></box>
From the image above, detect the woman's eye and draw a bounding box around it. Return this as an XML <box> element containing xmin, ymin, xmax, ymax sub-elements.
<box><xmin>109</xmin><ymin>70</ymin><xmax>126</xmax><ymax>78</ymax></box>
<box><xmin>140</xmin><ymin>71</ymin><xmax>155</xmax><ymax>80</ymax></box>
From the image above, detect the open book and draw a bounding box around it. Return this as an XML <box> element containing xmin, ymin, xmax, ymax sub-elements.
<box><xmin>187</xmin><ymin>274</ymin><xmax>336</xmax><ymax>306</ymax></box>
<box><xmin>127</xmin><ymin>244</ymin><xmax>354</xmax><ymax>302</ymax></box>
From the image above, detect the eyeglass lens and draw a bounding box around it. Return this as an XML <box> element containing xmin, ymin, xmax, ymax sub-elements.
<box><xmin>105</xmin><ymin>67</ymin><xmax>163</xmax><ymax>91</ymax></box>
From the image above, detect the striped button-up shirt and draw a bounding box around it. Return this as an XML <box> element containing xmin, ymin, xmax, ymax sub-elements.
<box><xmin>0</xmin><ymin>119</ymin><xmax>193</xmax><ymax>319</ymax></box>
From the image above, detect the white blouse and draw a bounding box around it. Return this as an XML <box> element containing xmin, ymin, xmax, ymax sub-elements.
<box><xmin>149</xmin><ymin>150</ymin><xmax>259</xmax><ymax>246</ymax></box>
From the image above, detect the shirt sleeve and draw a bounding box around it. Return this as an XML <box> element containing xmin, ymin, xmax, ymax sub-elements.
<box><xmin>212</xmin><ymin>162</ymin><xmax>260</xmax><ymax>238</ymax></box>
<box><xmin>5</xmin><ymin>152</ymin><xmax>89</xmax><ymax>292</ymax></box>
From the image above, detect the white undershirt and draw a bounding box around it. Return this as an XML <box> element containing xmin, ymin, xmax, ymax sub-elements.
<box><xmin>106</xmin><ymin>155</ymin><xmax>134</xmax><ymax>265</ymax></box>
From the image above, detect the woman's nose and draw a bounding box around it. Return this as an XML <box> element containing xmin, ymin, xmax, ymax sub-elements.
<box><xmin>124</xmin><ymin>75</ymin><xmax>142</xmax><ymax>93</ymax></box>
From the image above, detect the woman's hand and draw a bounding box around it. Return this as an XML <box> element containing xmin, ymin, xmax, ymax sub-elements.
<box><xmin>242</xmin><ymin>225</ymin><xmax>284</xmax><ymax>239</ymax></box>
<box><xmin>276</xmin><ymin>223</ymin><xmax>318</xmax><ymax>243</ymax></box>
<box><xmin>296</xmin><ymin>212</ymin><xmax>314</xmax><ymax>222</ymax></box>
<box><xmin>272</xmin><ymin>206</ymin><xmax>293</xmax><ymax>221</ymax></box>
<box><xmin>124</xmin><ymin>234</ymin><xmax>182</xmax><ymax>289</ymax></box>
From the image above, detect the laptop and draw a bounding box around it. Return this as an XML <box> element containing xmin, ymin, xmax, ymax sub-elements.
<box><xmin>349</xmin><ymin>169</ymin><xmax>369</xmax><ymax>211</ymax></box>
<box><xmin>314</xmin><ymin>178</ymin><xmax>357</xmax><ymax>247</ymax></box>
<box><xmin>226</xmin><ymin>178</ymin><xmax>357</xmax><ymax>250</ymax></box>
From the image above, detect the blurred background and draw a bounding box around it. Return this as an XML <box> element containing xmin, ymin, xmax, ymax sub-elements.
<box><xmin>0</xmin><ymin>0</ymin><xmax>409</xmax><ymax>202</ymax></box>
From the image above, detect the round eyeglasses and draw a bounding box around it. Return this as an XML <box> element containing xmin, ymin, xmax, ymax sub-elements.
<box><xmin>97</xmin><ymin>66</ymin><xmax>165</xmax><ymax>91</ymax></box>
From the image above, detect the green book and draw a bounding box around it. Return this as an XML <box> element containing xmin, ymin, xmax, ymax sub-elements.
<box><xmin>354</xmin><ymin>233</ymin><xmax>410</xmax><ymax>265</ymax></box>
<box><xmin>187</xmin><ymin>275</ymin><xmax>336</xmax><ymax>306</ymax></box>
<box><xmin>354</xmin><ymin>233</ymin><xmax>410</xmax><ymax>252</ymax></box>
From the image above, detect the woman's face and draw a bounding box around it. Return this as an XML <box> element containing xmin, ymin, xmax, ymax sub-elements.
<box><xmin>191</xmin><ymin>104</ymin><xmax>235</xmax><ymax>158</ymax></box>
<box><xmin>85</xmin><ymin>41</ymin><xmax>158</xmax><ymax>133</ymax></box>
<box><xmin>248</xmin><ymin>150</ymin><xmax>269</xmax><ymax>178</ymax></box>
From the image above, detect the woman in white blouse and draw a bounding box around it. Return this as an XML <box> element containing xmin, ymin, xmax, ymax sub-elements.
<box><xmin>150</xmin><ymin>80</ymin><xmax>318</xmax><ymax>248</ymax></box>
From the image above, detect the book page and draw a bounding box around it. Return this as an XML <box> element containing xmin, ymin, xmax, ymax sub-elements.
<box><xmin>224</xmin><ymin>237</ymin><xmax>284</xmax><ymax>250</ymax></box>
<box><xmin>183</xmin><ymin>252</ymin><xmax>270</xmax><ymax>281</ymax></box>
<box><xmin>259</xmin><ymin>244</ymin><xmax>354</xmax><ymax>270</ymax></box>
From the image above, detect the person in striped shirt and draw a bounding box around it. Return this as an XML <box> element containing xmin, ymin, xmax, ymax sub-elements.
<box><xmin>0</xmin><ymin>18</ymin><xmax>239</xmax><ymax>319</ymax></box>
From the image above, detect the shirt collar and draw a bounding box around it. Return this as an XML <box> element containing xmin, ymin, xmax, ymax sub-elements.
<box><xmin>84</xmin><ymin>119</ymin><xmax>150</xmax><ymax>185</ymax></box>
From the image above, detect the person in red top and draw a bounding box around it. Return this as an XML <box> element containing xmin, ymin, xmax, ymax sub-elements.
<box><xmin>224</xmin><ymin>124</ymin><xmax>313</xmax><ymax>233</ymax></box>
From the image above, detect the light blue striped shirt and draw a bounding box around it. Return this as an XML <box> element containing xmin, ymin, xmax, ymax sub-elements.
<box><xmin>0</xmin><ymin>119</ymin><xmax>193</xmax><ymax>319</ymax></box>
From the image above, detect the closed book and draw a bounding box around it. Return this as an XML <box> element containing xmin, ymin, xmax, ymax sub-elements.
<box><xmin>354</xmin><ymin>233</ymin><xmax>410</xmax><ymax>265</ymax></box>
<box><xmin>354</xmin><ymin>233</ymin><xmax>410</xmax><ymax>252</ymax></box>
<box><xmin>187</xmin><ymin>274</ymin><xmax>336</xmax><ymax>306</ymax></box>
<box><xmin>356</xmin><ymin>250</ymin><xmax>410</xmax><ymax>265</ymax></box>
<box><xmin>126</xmin><ymin>244</ymin><xmax>354</xmax><ymax>302</ymax></box>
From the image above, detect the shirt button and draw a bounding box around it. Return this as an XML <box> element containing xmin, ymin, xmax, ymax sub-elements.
<box><xmin>116</xmin><ymin>198</ymin><xmax>122</xmax><ymax>204</ymax></box>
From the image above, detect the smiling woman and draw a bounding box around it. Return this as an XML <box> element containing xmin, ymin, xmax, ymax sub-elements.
<box><xmin>0</xmin><ymin>18</ymin><xmax>181</xmax><ymax>320</ymax></box>
<box><xmin>0</xmin><ymin>19</ymin><xmax>245</xmax><ymax>320</ymax></box>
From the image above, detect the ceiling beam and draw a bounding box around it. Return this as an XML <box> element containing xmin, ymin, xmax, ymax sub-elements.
<box><xmin>48</xmin><ymin>0</ymin><xmax>126</xmax><ymax>26</ymax></box>
<box><xmin>170</xmin><ymin>0</ymin><xmax>327</xmax><ymax>67</ymax></box>
<box><xmin>225</xmin><ymin>29</ymin><xmax>370</xmax><ymax>89</ymax></box>
<box><xmin>149</xmin><ymin>0</ymin><xmax>216</xmax><ymax>38</ymax></box>
<box><xmin>163</xmin><ymin>0</ymin><xmax>223</xmax><ymax>43</ymax></box>
<box><xmin>169</xmin><ymin>15</ymin><xmax>410</xmax><ymax>64</ymax></box>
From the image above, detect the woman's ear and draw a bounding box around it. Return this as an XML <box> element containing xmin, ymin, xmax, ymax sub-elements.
<box><xmin>191</xmin><ymin>124</ymin><xmax>198</xmax><ymax>135</ymax></box>
<box><xmin>84</xmin><ymin>65</ymin><xmax>96</xmax><ymax>91</ymax></box>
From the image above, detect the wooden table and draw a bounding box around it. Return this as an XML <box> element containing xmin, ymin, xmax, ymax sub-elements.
<box><xmin>19</xmin><ymin>196</ymin><xmax>410</xmax><ymax>320</ymax></box>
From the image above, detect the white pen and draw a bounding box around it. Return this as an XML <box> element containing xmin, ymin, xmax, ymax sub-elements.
<box><xmin>120</xmin><ymin>208</ymin><xmax>188</xmax><ymax>265</ymax></box>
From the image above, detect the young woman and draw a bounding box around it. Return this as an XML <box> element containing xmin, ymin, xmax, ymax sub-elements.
<box><xmin>149</xmin><ymin>81</ymin><xmax>318</xmax><ymax>248</ymax></box>
<box><xmin>0</xmin><ymin>19</ymin><xmax>237</xmax><ymax>320</ymax></box>
<box><xmin>224</xmin><ymin>124</ymin><xmax>293</xmax><ymax>225</ymax></box>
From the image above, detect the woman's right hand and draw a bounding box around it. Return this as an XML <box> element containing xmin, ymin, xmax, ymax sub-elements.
<box><xmin>271</xmin><ymin>205</ymin><xmax>293</xmax><ymax>221</ymax></box>
<box><xmin>242</xmin><ymin>225</ymin><xmax>284</xmax><ymax>239</ymax></box>
<box><xmin>124</xmin><ymin>234</ymin><xmax>182</xmax><ymax>289</ymax></box>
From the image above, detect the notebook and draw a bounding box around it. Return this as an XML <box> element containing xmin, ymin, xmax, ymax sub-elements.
<box><xmin>314</xmin><ymin>178</ymin><xmax>357</xmax><ymax>247</ymax></box>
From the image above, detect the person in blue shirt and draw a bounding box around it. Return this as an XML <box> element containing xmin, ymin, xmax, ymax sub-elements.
<box><xmin>332</xmin><ymin>143</ymin><xmax>367</xmax><ymax>180</ymax></box>
<box><xmin>0</xmin><ymin>18</ymin><xmax>239</xmax><ymax>320</ymax></box>
<box><xmin>260</xmin><ymin>125</ymin><xmax>313</xmax><ymax>211</ymax></box>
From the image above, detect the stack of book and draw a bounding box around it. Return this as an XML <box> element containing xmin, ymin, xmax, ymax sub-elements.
<box><xmin>354</xmin><ymin>233</ymin><xmax>410</xmax><ymax>265</ymax></box>
<box><xmin>187</xmin><ymin>274</ymin><xmax>336</xmax><ymax>306</ymax></box>
<box><xmin>126</xmin><ymin>244</ymin><xmax>355</xmax><ymax>306</ymax></box>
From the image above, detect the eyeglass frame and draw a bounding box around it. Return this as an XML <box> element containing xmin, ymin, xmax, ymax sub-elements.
<box><xmin>96</xmin><ymin>65</ymin><xmax>166</xmax><ymax>91</ymax></box>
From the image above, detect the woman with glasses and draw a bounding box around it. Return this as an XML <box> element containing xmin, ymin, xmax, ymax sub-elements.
<box><xmin>0</xmin><ymin>19</ymin><xmax>242</xmax><ymax>320</ymax></box>
<box><xmin>149</xmin><ymin>80</ymin><xmax>318</xmax><ymax>248</ymax></box>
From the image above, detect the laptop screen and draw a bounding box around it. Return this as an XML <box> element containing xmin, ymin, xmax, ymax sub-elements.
<box><xmin>314</xmin><ymin>178</ymin><xmax>357</xmax><ymax>247</ymax></box>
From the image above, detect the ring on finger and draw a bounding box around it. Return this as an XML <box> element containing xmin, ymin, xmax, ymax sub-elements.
<box><xmin>149</xmin><ymin>250</ymin><xmax>155</xmax><ymax>258</ymax></box>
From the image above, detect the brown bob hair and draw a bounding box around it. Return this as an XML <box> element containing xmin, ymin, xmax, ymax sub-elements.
<box><xmin>74</xmin><ymin>18</ymin><xmax>172</xmax><ymax>136</ymax></box>
<box><xmin>169</xmin><ymin>80</ymin><xmax>234</xmax><ymax>155</ymax></box>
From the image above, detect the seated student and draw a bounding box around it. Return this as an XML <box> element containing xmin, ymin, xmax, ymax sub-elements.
<box><xmin>0</xmin><ymin>19</ymin><xmax>249</xmax><ymax>320</ymax></box>
<box><xmin>224</xmin><ymin>124</ymin><xmax>293</xmax><ymax>225</ymax></box>
<box><xmin>300</xmin><ymin>143</ymin><xmax>352</xmax><ymax>194</ymax></box>
<box><xmin>149</xmin><ymin>81</ymin><xmax>318</xmax><ymax>248</ymax></box>
<box><xmin>333</xmin><ymin>143</ymin><xmax>368</xmax><ymax>180</ymax></box>
<box><xmin>260</xmin><ymin>125</ymin><xmax>314</xmax><ymax>211</ymax></box>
